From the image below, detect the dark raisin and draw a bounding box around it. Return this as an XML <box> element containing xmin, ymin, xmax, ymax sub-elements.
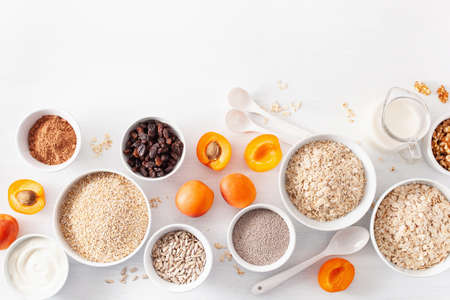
<box><xmin>130</xmin><ymin>131</ymin><xmax>138</xmax><ymax>140</ymax></box>
<box><xmin>156</xmin><ymin>171</ymin><xmax>165</xmax><ymax>177</ymax></box>
<box><xmin>149</xmin><ymin>144</ymin><xmax>159</xmax><ymax>159</ymax></box>
<box><xmin>155</xmin><ymin>156</ymin><xmax>162</xmax><ymax>167</ymax></box>
<box><xmin>137</xmin><ymin>144</ymin><xmax>146</xmax><ymax>158</ymax></box>
<box><xmin>123</xmin><ymin>148</ymin><xmax>131</xmax><ymax>155</ymax></box>
<box><xmin>157</xmin><ymin>122</ymin><xmax>164</xmax><ymax>136</ymax></box>
<box><xmin>139</xmin><ymin>167</ymin><xmax>149</xmax><ymax>177</ymax></box>
<box><xmin>136</xmin><ymin>126</ymin><xmax>144</xmax><ymax>135</ymax></box>
<box><xmin>132</xmin><ymin>148</ymin><xmax>139</xmax><ymax>158</ymax></box>
<box><xmin>163</xmin><ymin>128</ymin><xmax>170</xmax><ymax>139</ymax></box>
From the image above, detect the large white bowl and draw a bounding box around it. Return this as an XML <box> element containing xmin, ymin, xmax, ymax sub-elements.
<box><xmin>425</xmin><ymin>113</ymin><xmax>450</xmax><ymax>176</ymax></box>
<box><xmin>370</xmin><ymin>178</ymin><xmax>450</xmax><ymax>277</ymax></box>
<box><xmin>120</xmin><ymin>116</ymin><xmax>186</xmax><ymax>181</ymax></box>
<box><xmin>53</xmin><ymin>169</ymin><xmax>152</xmax><ymax>267</ymax></box>
<box><xmin>279</xmin><ymin>134</ymin><xmax>377</xmax><ymax>231</ymax></box>
<box><xmin>143</xmin><ymin>223</ymin><xmax>213</xmax><ymax>293</ymax></box>
<box><xmin>227</xmin><ymin>203</ymin><xmax>296</xmax><ymax>273</ymax></box>
<box><xmin>16</xmin><ymin>108</ymin><xmax>81</xmax><ymax>172</ymax></box>
<box><xmin>3</xmin><ymin>234</ymin><xmax>69</xmax><ymax>300</ymax></box>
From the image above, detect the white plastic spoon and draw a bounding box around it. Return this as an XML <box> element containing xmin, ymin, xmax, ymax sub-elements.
<box><xmin>251</xmin><ymin>226</ymin><xmax>370</xmax><ymax>295</ymax></box>
<box><xmin>225</xmin><ymin>109</ymin><xmax>300</xmax><ymax>145</ymax></box>
<box><xmin>227</xmin><ymin>87</ymin><xmax>312</xmax><ymax>139</ymax></box>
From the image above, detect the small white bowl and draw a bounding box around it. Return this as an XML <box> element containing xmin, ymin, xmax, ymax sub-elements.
<box><xmin>53</xmin><ymin>169</ymin><xmax>152</xmax><ymax>267</ymax></box>
<box><xmin>227</xmin><ymin>204</ymin><xmax>296</xmax><ymax>273</ymax></box>
<box><xmin>425</xmin><ymin>113</ymin><xmax>450</xmax><ymax>176</ymax></box>
<box><xmin>120</xmin><ymin>116</ymin><xmax>186</xmax><ymax>181</ymax></box>
<box><xmin>279</xmin><ymin>134</ymin><xmax>377</xmax><ymax>231</ymax></box>
<box><xmin>16</xmin><ymin>108</ymin><xmax>81</xmax><ymax>172</ymax></box>
<box><xmin>370</xmin><ymin>178</ymin><xmax>450</xmax><ymax>277</ymax></box>
<box><xmin>3</xmin><ymin>234</ymin><xmax>69</xmax><ymax>300</ymax></box>
<box><xmin>143</xmin><ymin>224</ymin><xmax>213</xmax><ymax>292</ymax></box>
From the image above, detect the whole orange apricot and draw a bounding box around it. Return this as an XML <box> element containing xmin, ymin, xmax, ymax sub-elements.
<box><xmin>220</xmin><ymin>173</ymin><xmax>256</xmax><ymax>208</ymax></box>
<box><xmin>0</xmin><ymin>214</ymin><xmax>19</xmax><ymax>250</ymax></box>
<box><xmin>175</xmin><ymin>180</ymin><xmax>214</xmax><ymax>217</ymax></box>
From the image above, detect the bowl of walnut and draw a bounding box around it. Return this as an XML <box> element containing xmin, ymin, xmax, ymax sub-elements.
<box><xmin>370</xmin><ymin>178</ymin><xmax>450</xmax><ymax>277</ymax></box>
<box><xmin>426</xmin><ymin>114</ymin><xmax>450</xmax><ymax>176</ymax></box>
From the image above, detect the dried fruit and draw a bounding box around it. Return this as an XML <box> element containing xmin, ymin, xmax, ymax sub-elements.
<box><xmin>196</xmin><ymin>132</ymin><xmax>232</xmax><ymax>171</ymax></box>
<box><xmin>220</xmin><ymin>173</ymin><xmax>256</xmax><ymax>208</ymax></box>
<box><xmin>431</xmin><ymin>118</ymin><xmax>450</xmax><ymax>171</ymax></box>
<box><xmin>244</xmin><ymin>134</ymin><xmax>282</xmax><ymax>172</ymax></box>
<box><xmin>175</xmin><ymin>180</ymin><xmax>214</xmax><ymax>217</ymax></box>
<box><xmin>123</xmin><ymin>120</ymin><xmax>183</xmax><ymax>178</ymax></box>
<box><xmin>318</xmin><ymin>258</ymin><xmax>355</xmax><ymax>292</ymax></box>
<box><xmin>0</xmin><ymin>214</ymin><xmax>19</xmax><ymax>250</ymax></box>
<box><xmin>8</xmin><ymin>179</ymin><xmax>46</xmax><ymax>215</ymax></box>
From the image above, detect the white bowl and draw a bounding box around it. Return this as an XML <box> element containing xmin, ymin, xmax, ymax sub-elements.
<box><xmin>279</xmin><ymin>134</ymin><xmax>377</xmax><ymax>231</ymax></box>
<box><xmin>16</xmin><ymin>108</ymin><xmax>81</xmax><ymax>172</ymax></box>
<box><xmin>3</xmin><ymin>234</ymin><xmax>69</xmax><ymax>300</ymax></box>
<box><xmin>53</xmin><ymin>169</ymin><xmax>152</xmax><ymax>267</ymax></box>
<box><xmin>425</xmin><ymin>113</ymin><xmax>450</xmax><ymax>176</ymax></box>
<box><xmin>143</xmin><ymin>223</ymin><xmax>213</xmax><ymax>292</ymax></box>
<box><xmin>120</xmin><ymin>116</ymin><xmax>186</xmax><ymax>181</ymax></box>
<box><xmin>370</xmin><ymin>178</ymin><xmax>450</xmax><ymax>277</ymax></box>
<box><xmin>227</xmin><ymin>203</ymin><xmax>296</xmax><ymax>272</ymax></box>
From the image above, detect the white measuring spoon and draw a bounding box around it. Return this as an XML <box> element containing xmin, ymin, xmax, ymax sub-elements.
<box><xmin>227</xmin><ymin>87</ymin><xmax>312</xmax><ymax>139</ymax></box>
<box><xmin>251</xmin><ymin>226</ymin><xmax>369</xmax><ymax>295</ymax></box>
<box><xmin>226</xmin><ymin>109</ymin><xmax>300</xmax><ymax>145</ymax></box>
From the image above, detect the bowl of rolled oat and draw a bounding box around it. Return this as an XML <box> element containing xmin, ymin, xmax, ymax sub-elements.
<box><xmin>425</xmin><ymin>114</ymin><xmax>450</xmax><ymax>176</ymax></box>
<box><xmin>279</xmin><ymin>134</ymin><xmax>377</xmax><ymax>231</ymax></box>
<box><xmin>53</xmin><ymin>170</ymin><xmax>151</xmax><ymax>267</ymax></box>
<box><xmin>370</xmin><ymin>178</ymin><xmax>450</xmax><ymax>277</ymax></box>
<box><xmin>143</xmin><ymin>223</ymin><xmax>213</xmax><ymax>292</ymax></box>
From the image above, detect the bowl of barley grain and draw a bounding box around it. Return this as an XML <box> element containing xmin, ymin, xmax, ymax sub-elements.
<box><xmin>279</xmin><ymin>134</ymin><xmax>377</xmax><ymax>231</ymax></box>
<box><xmin>54</xmin><ymin>170</ymin><xmax>151</xmax><ymax>267</ymax></box>
<box><xmin>143</xmin><ymin>224</ymin><xmax>213</xmax><ymax>293</ymax></box>
<box><xmin>370</xmin><ymin>178</ymin><xmax>450</xmax><ymax>277</ymax></box>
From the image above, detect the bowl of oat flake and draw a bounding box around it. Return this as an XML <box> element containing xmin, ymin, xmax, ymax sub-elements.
<box><xmin>54</xmin><ymin>170</ymin><xmax>151</xmax><ymax>267</ymax></box>
<box><xmin>279</xmin><ymin>134</ymin><xmax>377</xmax><ymax>231</ymax></box>
<box><xmin>143</xmin><ymin>224</ymin><xmax>213</xmax><ymax>292</ymax></box>
<box><xmin>370</xmin><ymin>178</ymin><xmax>450</xmax><ymax>277</ymax></box>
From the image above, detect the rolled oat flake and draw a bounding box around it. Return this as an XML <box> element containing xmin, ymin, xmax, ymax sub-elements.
<box><xmin>232</xmin><ymin>209</ymin><xmax>289</xmax><ymax>266</ymax></box>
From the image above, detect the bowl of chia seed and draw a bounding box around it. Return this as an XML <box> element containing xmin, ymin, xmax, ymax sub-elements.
<box><xmin>227</xmin><ymin>204</ymin><xmax>296</xmax><ymax>273</ymax></box>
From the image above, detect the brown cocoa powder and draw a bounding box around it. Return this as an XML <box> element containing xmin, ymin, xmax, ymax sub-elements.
<box><xmin>28</xmin><ymin>115</ymin><xmax>77</xmax><ymax>165</ymax></box>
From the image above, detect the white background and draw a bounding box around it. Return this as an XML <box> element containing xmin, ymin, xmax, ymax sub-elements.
<box><xmin>1</xmin><ymin>1</ymin><xmax>449</xmax><ymax>299</ymax></box>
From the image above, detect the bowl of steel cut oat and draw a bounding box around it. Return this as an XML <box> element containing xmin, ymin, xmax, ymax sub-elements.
<box><xmin>370</xmin><ymin>178</ymin><xmax>450</xmax><ymax>277</ymax></box>
<box><xmin>53</xmin><ymin>170</ymin><xmax>151</xmax><ymax>267</ymax></box>
<box><xmin>279</xmin><ymin>134</ymin><xmax>377</xmax><ymax>231</ymax></box>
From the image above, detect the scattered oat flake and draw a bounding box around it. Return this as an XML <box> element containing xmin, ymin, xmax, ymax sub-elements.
<box><xmin>277</xmin><ymin>80</ymin><xmax>288</xmax><ymax>90</ymax></box>
<box><xmin>130</xmin><ymin>267</ymin><xmax>138</xmax><ymax>273</ymax></box>
<box><xmin>281</xmin><ymin>111</ymin><xmax>291</xmax><ymax>117</ymax></box>
<box><xmin>270</xmin><ymin>101</ymin><xmax>283</xmax><ymax>113</ymax></box>
<box><xmin>414</xmin><ymin>81</ymin><xmax>431</xmax><ymax>96</ymax></box>
<box><xmin>224</xmin><ymin>251</ymin><xmax>232</xmax><ymax>261</ymax></box>
<box><xmin>342</xmin><ymin>102</ymin><xmax>349</xmax><ymax>108</ymax></box>
<box><xmin>437</xmin><ymin>85</ymin><xmax>448</xmax><ymax>103</ymax></box>
<box><xmin>105</xmin><ymin>279</ymin><xmax>114</xmax><ymax>284</ymax></box>
<box><xmin>291</xmin><ymin>101</ymin><xmax>302</xmax><ymax>112</ymax></box>
<box><xmin>120</xmin><ymin>267</ymin><xmax>127</xmax><ymax>276</ymax></box>
<box><xmin>219</xmin><ymin>254</ymin><xmax>225</xmax><ymax>262</ymax></box>
<box><xmin>391</xmin><ymin>167</ymin><xmax>395</xmax><ymax>172</ymax></box>
<box><xmin>132</xmin><ymin>275</ymin><xmax>139</xmax><ymax>281</ymax></box>
<box><xmin>233</xmin><ymin>264</ymin><xmax>245</xmax><ymax>275</ymax></box>
<box><xmin>378</xmin><ymin>157</ymin><xmax>384</xmax><ymax>162</ymax></box>
<box><xmin>370</xmin><ymin>202</ymin><xmax>375</xmax><ymax>209</ymax></box>
<box><xmin>90</xmin><ymin>134</ymin><xmax>113</xmax><ymax>157</ymax></box>
<box><xmin>214</xmin><ymin>242</ymin><xmax>225</xmax><ymax>249</ymax></box>
<box><xmin>149</xmin><ymin>197</ymin><xmax>162</xmax><ymax>208</ymax></box>
<box><xmin>142</xmin><ymin>274</ymin><xmax>149</xmax><ymax>279</ymax></box>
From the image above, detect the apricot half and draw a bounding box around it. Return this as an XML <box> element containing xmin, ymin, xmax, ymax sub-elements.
<box><xmin>8</xmin><ymin>179</ymin><xmax>46</xmax><ymax>215</ymax></box>
<box><xmin>197</xmin><ymin>132</ymin><xmax>232</xmax><ymax>171</ymax></box>
<box><xmin>244</xmin><ymin>134</ymin><xmax>282</xmax><ymax>172</ymax></box>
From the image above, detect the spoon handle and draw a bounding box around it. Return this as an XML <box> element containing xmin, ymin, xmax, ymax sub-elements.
<box><xmin>251</xmin><ymin>253</ymin><xmax>325</xmax><ymax>295</ymax></box>
<box><xmin>248</xmin><ymin>103</ymin><xmax>312</xmax><ymax>141</ymax></box>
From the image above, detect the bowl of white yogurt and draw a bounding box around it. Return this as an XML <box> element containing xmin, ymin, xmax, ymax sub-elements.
<box><xmin>3</xmin><ymin>234</ymin><xmax>69</xmax><ymax>300</ymax></box>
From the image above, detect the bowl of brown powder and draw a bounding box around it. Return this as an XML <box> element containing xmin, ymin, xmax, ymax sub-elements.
<box><xmin>227</xmin><ymin>204</ymin><xmax>296</xmax><ymax>272</ymax></box>
<box><xmin>16</xmin><ymin>109</ymin><xmax>81</xmax><ymax>172</ymax></box>
<box><xmin>53</xmin><ymin>170</ymin><xmax>151</xmax><ymax>267</ymax></box>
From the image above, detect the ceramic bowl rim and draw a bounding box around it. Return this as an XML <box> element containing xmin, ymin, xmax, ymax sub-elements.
<box><xmin>52</xmin><ymin>169</ymin><xmax>152</xmax><ymax>267</ymax></box>
<box><xmin>278</xmin><ymin>134</ymin><xmax>377</xmax><ymax>231</ymax></box>
<box><xmin>226</xmin><ymin>203</ymin><xmax>296</xmax><ymax>273</ymax></box>
<box><xmin>143</xmin><ymin>223</ymin><xmax>213</xmax><ymax>292</ymax></box>
<box><xmin>369</xmin><ymin>178</ymin><xmax>450</xmax><ymax>277</ymax></box>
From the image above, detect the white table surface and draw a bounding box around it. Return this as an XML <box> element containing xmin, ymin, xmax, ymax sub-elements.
<box><xmin>1</xmin><ymin>1</ymin><xmax>449</xmax><ymax>299</ymax></box>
